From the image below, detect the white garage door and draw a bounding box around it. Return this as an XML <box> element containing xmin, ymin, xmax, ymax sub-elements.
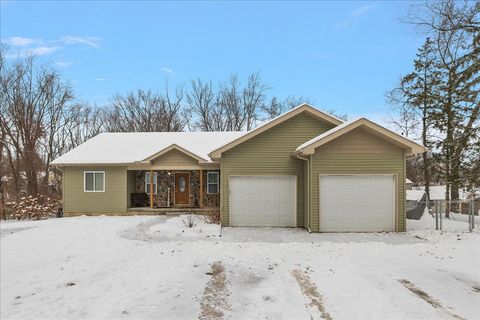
<box><xmin>230</xmin><ymin>176</ymin><xmax>296</xmax><ymax>227</ymax></box>
<box><xmin>320</xmin><ymin>175</ymin><xmax>395</xmax><ymax>232</ymax></box>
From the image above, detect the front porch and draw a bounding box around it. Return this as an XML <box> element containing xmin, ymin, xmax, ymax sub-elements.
<box><xmin>126</xmin><ymin>169</ymin><xmax>220</xmax><ymax>211</ymax></box>
<box><xmin>126</xmin><ymin>206</ymin><xmax>215</xmax><ymax>215</ymax></box>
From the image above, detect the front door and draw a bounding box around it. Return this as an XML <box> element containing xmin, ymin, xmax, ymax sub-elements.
<box><xmin>175</xmin><ymin>173</ymin><xmax>190</xmax><ymax>205</ymax></box>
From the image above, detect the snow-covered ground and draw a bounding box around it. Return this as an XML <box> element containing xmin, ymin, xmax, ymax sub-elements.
<box><xmin>407</xmin><ymin>209</ymin><xmax>480</xmax><ymax>232</ymax></box>
<box><xmin>1</xmin><ymin>216</ymin><xmax>479</xmax><ymax>320</ymax></box>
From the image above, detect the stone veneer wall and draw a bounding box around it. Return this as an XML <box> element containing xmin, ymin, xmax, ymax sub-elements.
<box><xmin>136</xmin><ymin>170</ymin><xmax>208</xmax><ymax>207</ymax></box>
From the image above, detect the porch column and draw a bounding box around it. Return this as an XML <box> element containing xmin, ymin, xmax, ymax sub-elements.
<box><xmin>150</xmin><ymin>169</ymin><xmax>154</xmax><ymax>208</ymax></box>
<box><xmin>199</xmin><ymin>170</ymin><xmax>203</xmax><ymax>208</ymax></box>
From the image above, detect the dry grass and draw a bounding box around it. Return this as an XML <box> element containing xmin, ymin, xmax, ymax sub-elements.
<box><xmin>199</xmin><ymin>261</ymin><xmax>230</xmax><ymax>320</ymax></box>
<box><xmin>291</xmin><ymin>269</ymin><xmax>332</xmax><ymax>320</ymax></box>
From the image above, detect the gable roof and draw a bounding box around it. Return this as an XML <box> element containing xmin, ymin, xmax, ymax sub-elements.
<box><xmin>209</xmin><ymin>103</ymin><xmax>344</xmax><ymax>159</ymax></box>
<box><xmin>51</xmin><ymin>131</ymin><xmax>245</xmax><ymax>165</ymax></box>
<box><xmin>142</xmin><ymin>144</ymin><xmax>210</xmax><ymax>163</ymax></box>
<box><xmin>295</xmin><ymin>117</ymin><xmax>426</xmax><ymax>155</ymax></box>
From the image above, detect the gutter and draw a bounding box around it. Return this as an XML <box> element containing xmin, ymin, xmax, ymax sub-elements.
<box><xmin>294</xmin><ymin>152</ymin><xmax>312</xmax><ymax>234</ymax></box>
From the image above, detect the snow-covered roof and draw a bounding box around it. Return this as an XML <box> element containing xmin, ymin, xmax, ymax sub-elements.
<box><xmin>51</xmin><ymin>132</ymin><xmax>246</xmax><ymax>165</ymax></box>
<box><xmin>295</xmin><ymin>118</ymin><xmax>426</xmax><ymax>155</ymax></box>
<box><xmin>413</xmin><ymin>185</ymin><xmax>478</xmax><ymax>201</ymax></box>
<box><xmin>406</xmin><ymin>190</ymin><xmax>425</xmax><ymax>201</ymax></box>
<box><xmin>406</xmin><ymin>178</ymin><xmax>413</xmax><ymax>184</ymax></box>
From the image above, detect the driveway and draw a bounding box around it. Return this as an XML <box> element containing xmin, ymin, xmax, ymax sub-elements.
<box><xmin>1</xmin><ymin>215</ymin><xmax>478</xmax><ymax>319</ymax></box>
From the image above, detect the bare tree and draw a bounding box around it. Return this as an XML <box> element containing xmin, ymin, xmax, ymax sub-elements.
<box><xmin>186</xmin><ymin>79</ymin><xmax>219</xmax><ymax>131</ymax></box>
<box><xmin>106</xmin><ymin>88</ymin><xmax>185</xmax><ymax>132</ymax></box>
<box><xmin>386</xmin><ymin>106</ymin><xmax>419</xmax><ymax>138</ymax></box>
<box><xmin>0</xmin><ymin>53</ymin><xmax>74</xmax><ymax>197</ymax></box>
<box><xmin>187</xmin><ymin>73</ymin><xmax>269</xmax><ymax>131</ymax></box>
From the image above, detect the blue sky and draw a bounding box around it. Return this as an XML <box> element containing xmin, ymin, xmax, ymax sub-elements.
<box><xmin>1</xmin><ymin>1</ymin><xmax>424</xmax><ymax>121</ymax></box>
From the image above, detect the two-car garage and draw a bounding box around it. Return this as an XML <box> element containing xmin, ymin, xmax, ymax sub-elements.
<box><xmin>229</xmin><ymin>174</ymin><xmax>396</xmax><ymax>232</ymax></box>
<box><xmin>215</xmin><ymin>106</ymin><xmax>422</xmax><ymax>233</ymax></box>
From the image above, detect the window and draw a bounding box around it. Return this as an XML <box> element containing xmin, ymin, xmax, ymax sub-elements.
<box><xmin>179</xmin><ymin>176</ymin><xmax>186</xmax><ymax>192</ymax></box>
<box><xmin>84</xmin><ymin>171</ymin><xmax>105</xmax><ymax>192</ymax></box>
<box><xmin>207</xmin><ymin>172</ymin><xmax>219</xmax><ymax>194</ymax></box>
<box><xmin>145</xmin><ymin>172</ymin><xmax>157</xmax><ymax>194</ymax></box>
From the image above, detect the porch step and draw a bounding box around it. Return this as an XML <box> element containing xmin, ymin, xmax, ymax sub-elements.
<box><xmin>127</xmin><ymin>207</ymin><xmax>212</xmax><ymax>216</ymax></box>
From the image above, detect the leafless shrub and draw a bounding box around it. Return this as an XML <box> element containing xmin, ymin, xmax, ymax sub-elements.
<box><xmin>182</xmin><ymin>214</ymin><xmax>197</xmax><ymax>228</ymax></box>
<box><xmin>5</xmin><ymin>195</ymin><xmax>60</xmax><ymax>220</ymax></box>
<box><xmin>204</xmin><ymin>210</ymin><xmax>220</xmax><ymax>225</ymax></box>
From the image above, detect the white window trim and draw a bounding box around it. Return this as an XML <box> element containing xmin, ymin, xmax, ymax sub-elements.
<box><xmin>84</xmin><ymin>171</ymin><xmax>105</xmax><ymax>192</ymax></box>
<box><xmin>207</xmin><ymin>171</ymin><xmax>219</xmax><ymax>194</ymax></box>
<box><xmin>145</xmin><ymin>172</ymin><xmax>158</xmax><ymax>194</ymax></box>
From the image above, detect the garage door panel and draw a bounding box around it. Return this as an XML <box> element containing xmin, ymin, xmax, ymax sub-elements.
<box><xmin>230</xmin><ymin>176</ymin><xmax>296</xmax><ymax>227</ymax></box>
<box><xmin>320</xmin><ymin>175</ymin><xmax>395</xmax><ymax>232</ymax></box>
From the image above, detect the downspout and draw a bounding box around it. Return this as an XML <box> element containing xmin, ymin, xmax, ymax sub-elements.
<box><xmin>295</xmin><ymin>152</ymin><xmax>312</xmax><ymax>233</ymax></box>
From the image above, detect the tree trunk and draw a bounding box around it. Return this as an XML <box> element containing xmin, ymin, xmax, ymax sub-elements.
<box><xmin>24</xmin><ymin>147</ymin><xmax>38</xmax><ymax>198</ymax></box>
<box><xmin>421</xmin><ymin>104</ymin><xmax>430</xmax><ymax>205</ymax></box>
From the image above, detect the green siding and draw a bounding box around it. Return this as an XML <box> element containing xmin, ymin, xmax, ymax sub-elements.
<box><xmin>311</xmin><ymin>127</ymin><xmax>406</xmax><ymax>232</ymax></box>
<box><xmin>63</xmin><ymin>167</ymin><xmax>127</xmax><ymax>215</ymax></box>
<box><xmin>220</xmin><ymin>112</ymin><xmax>335</xmax><ymax>226</ymax></box>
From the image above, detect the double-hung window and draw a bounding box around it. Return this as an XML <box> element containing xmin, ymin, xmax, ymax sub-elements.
<box><xmin>84</xmin><ymin>171</ymin><xmax>105</xmax><ymax>192</ymax></box>
<box><xmin>145</xmin><ymin>172</ymin><xmax>157</xmax><ymax>194</ymax></box>
<box><xmin>207</xmin><ymin>172</ymin><xmax>219</xmax><ymax>194</ymax></box>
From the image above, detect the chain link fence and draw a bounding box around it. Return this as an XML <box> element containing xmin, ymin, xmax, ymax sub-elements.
<box><xmin>407</xmin><ymin>198</ymin><xmax>478</xmax><ymax>232</ymax></box>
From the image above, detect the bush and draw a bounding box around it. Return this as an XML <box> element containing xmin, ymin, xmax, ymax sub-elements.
<box><xmin>204</xmin><ymin>210</ymin><xmax>220</xmax><ymax>225</ymax></box>
<box><xmin>182</xmin><ymin>214</ymin><xmax>197</xmax><ymax>228</ymax></box>
<box><xmin>5</xmin><ymin>195</ymin><xmax>61</xmax><ymax>220</ymax></box>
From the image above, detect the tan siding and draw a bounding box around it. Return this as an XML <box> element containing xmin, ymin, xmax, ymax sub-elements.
<box><xmin>63</xmin><ymin>167</ymin><xmax>127</xmax><ymax>215</ymax></box>
<box><xmin>152</xmin><ymin>149</ymin><xmax>199</xmax><ymax>166</ymax></box>
<box><xmin>221</xmin><ymin>112</ymin><xmax>335</xmax><ymax>226</ymax></box>
<box><xmin>311</xmin><ymin>127</ymin><xmax>406</xmax><ymax>232</ymax></box>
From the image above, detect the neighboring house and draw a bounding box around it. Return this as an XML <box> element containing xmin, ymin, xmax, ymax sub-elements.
<box><xmin>414</xmin><ymin>185</ymin><xmax>480</xmax><ymax>215</ymax></box>
<box><xmin>52</xmin><ymin>104</ymin><xmax>425</xmax><ymax>232</ymax></box>
<box><xmin>406</xmin><ymin>178</ymin><xmax>413</xmax><ymax>190</ymax></box>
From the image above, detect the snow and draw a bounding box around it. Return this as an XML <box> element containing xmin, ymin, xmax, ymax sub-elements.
<box><xmin>408</xmin><ymin>210</ymin><xmax>480</xmax><ymax>232</ymax></box>
<box><xmin>147</xmin><ymin>215</ymin><xmax>220</xmax><ymax>240</ymax></box>
<box><xmin>1</xmin><ymin>216</ymin><xmax>479</xmax><ymax>319</ymax></box>
<box><xmin>51</xmin><ymin>131</ymin><xmax>246</xmax><ymax>165</ymax></box>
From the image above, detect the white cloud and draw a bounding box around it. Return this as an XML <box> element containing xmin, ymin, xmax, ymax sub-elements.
<box><xmin>3</xmin><ymin>36</ymin><xmax>42</xmax><ymax>46</ymax></box>
<box><xmin>94</xmin><ymin>78</ymin><xmax>106</xmax><ymax>81</ymax></box>
<box><xmin>2</xmin><ymin>35</ymin><xmax>100</xmax><ymax>60</ymax></box>
<box><xmin>61</xmin><ymin>36</ymin><xmax>100</xmax><ymax>48</ymax></box>
<box><xmin>54</xmin><ymin>60</ymin><xmax>73</xmax><ymax>68</ymax></box>
<box><xmin>4</xmin><ymin>45</ymin><xmax>59</xmax><ymax>59</ymax></box>
<box><xmin>27</xmin><ymin>46</ymin><xmax>60</xmax><ymax>56</ymax></box>
<box><xmin>334</xmin><ymin>4</ymin><xmax>378</xmax><ymax>30</ymax></box>
<box><xmin>161</xmin><ymin>67</ymin><xmax>175</xmax><ymax>76</ymax></box>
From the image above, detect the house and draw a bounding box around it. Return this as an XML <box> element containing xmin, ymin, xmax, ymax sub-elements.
<box><xmin>406</xmin><ymin>178</ymin><xmax>413</xmax><ymax>190</ymax></box>
<box><xmin>52</xmin><ymin>104</ymin><xmax>426</xmax><ymax>232</ymax></box>
<box><xmin>413</xmin><ymin>185</ymin><xmax>480</xmax><ymax>215</ymax></box>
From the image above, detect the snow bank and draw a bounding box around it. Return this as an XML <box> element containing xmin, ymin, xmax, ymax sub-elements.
<box><xmin>147</xmin><ymin>215</ymin><xmax>220</xmax><ymax>240</ymax></box>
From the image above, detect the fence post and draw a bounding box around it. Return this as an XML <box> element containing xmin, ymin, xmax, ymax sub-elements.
<box><xmin>439</xmin><ymin>201</ymin><xmax>443</xmax><ymax>231</ymax></box>
<box><xmin>470</xmin><ymin>198</ymin><xmax>475</xmax><ymax>232</ymax></box>
<box><xmin>435</xmin><ymin>200</ymin><xmax>439</xmax><ymax>230</ymax></box>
